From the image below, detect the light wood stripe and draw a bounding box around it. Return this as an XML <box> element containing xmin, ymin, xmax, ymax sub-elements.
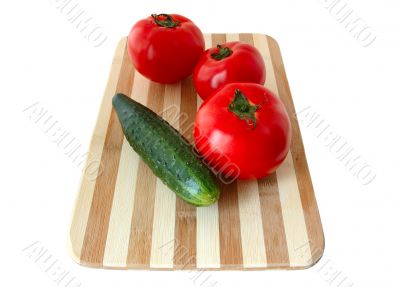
<box><xmin>229</xmin><ymin>33</ymin><xmax>268</xmax><ymax>268</ymax></box>
<box><xmin>237</xmin><ymin>180</ymin><xmax>267</xmax><ymax>267</ymax></box>
<box><xmin>196</xmin><ymin>205</ymin><xmax>220</xmax><ymax>268</ymax></box>
<box><xmin>213</xmin><ymin>33</ymin><xmax>243</xmax><ymax>268</ymax></box>
<box><xmin>80</xmin><ymin>41</ymin><xmax>135</xmax><ymax>266</ymax></box>
<box><xmin>267</xmin><ymin>36</ymin><xmax>324</xmax><ymax>264</ymax></box>
<box><xmin>225</xmin><ymin>33</ymin><xmax>238</xmax><ymax>42</ymax></box>
<box><xmin>103</xmin><ymin>139</ymin><xmax>139</xmax><ymax>267</ymax></box>
<box><xmin>102</xmin><ymin>72</ymin><xmax>150</xmax><ymax>267</ymax></box>
<box><xmin>150</xmin><ymin>179</ymin><xmax>177</xmax><ymax>268</ymax></box>
<box><xmin>130</xmin><ymin>72</ymin><xmax>151</xmax><ymax>106</ymax></box>
<box><xmin>258</xmin><ymin>174</ymin><xmax>290</xmax><ymax>266</ymax></box>
<box><xmin>204</xmin><ymin>33</ymin><xmax>212</xmax><ymax>48</ymax></box>
<box><xmin>173</xmin><ymin>76</ymin><xmax>198</xmax><ymax>269</ymax></box>
<box><xmin>149</xmin><ymin>83</ymin><xmax>180</xmax><ymax>268</ymax></box>
<box><xmin>69</xmin><ymin>38</ymin><xmax>127</xmax><ymax>262</ymax></box>
<box><xmin>253</xmin><ymin>34</ymin><xmax>312</xmax><ymax>266</ymax></box>
<box><xmin>195</xmin><ymin>132</ymin><xmax>221</xmax><ymax>269</ymax></box>
<box><xmin>126</xmin><ymin>81</ymin><xmax>164</xmax><ymax>267</ymax></box>
<box><xmin>195</xmin><ymin>34</ymin><xmax>221</xmax><ymax>269</ymax></box>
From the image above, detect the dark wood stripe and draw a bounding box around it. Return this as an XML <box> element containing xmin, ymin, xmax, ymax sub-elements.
<box><xmin>212</xmin><ymin>33</ymin><xmax>227</xmax><ymax>47</ymax></box>
<box><xmin>212</xmin><ymin>34</ymin><xmax>243</xmax><ymax>268</ymax></box>
<box><xmin>80</xmin><ymin>41</ymin><xmax>134</xmax><ymax>266</ymax></box>
<box><xmin>267</xmin><ymin>35</ymin><xmax>324</xmax><ymax>263</ymax></box>
<box><xmin>173</xmin><ymin>76</ymin><xmax>197</xmax><ymax>269</ymax></box>
<box><xmin>126</xmin><ymin>82</ymin><xmax>165</xmax><ymax>267</ymax></box>
<box><xmin>218</xmin><ymin>180</ymin><xmax>243</xmax><ymax>267</ymax></box>
<box><xmin>238</xmin><ymin>33</ymin><xmax>253</xmax><ymax>44</ymax></box>
<box><xmin>258</xmin><ymin>174</ymin><xmax>290</xmax><ymax>266</ymax></box>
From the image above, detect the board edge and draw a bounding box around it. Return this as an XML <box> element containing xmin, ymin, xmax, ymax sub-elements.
<box><xmin>265</xmin><ymin>34</ymin><xmax>325</xmax><ymax>269</ymax></box>
<box><xmin>68</xmin><ymin>37</ymin><xmax>128</xmax><ymax>268</ymax></box>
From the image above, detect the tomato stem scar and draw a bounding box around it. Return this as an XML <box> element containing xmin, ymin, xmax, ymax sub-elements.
<box><xmin>229</xmin><ymin>89</ymin><xmax>264</xmax><ymax>128</ymax></box>
<box><xmin>151</xmin><ymin>14</ymin><xmax>180</xmax><ymax>28</ymax></box>
<box><xmin>211</xmin><ymin>44</ymin><xmax>233</xmax><ymax>60</ymax></box>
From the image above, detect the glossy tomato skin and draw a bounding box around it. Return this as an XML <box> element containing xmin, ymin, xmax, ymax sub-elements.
<box><xmin>193</xmin><ymin>42</ymin><xmax>266</xmax><ymax>100</ymax></box>
<box><xmin>128</xmin><ymin>14</ymin><xmax>205</xmax><ymax>83</ymax></box>
<box><xmin>194</xmin><ymin>83</ymin><xmax>291</xmax><ymax>180</ymax></box>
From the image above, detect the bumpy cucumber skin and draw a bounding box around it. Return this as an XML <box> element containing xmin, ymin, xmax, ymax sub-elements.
<box><xmin>112</xmin><ymin>93</ymin><xmax>220</xmax><ymax>207</ymax></box>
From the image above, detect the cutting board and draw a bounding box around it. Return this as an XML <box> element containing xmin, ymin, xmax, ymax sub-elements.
<box><xmin>69</xmin><ymin>34</ymin><xmax>324</xmax><ymax>270</ymax></box>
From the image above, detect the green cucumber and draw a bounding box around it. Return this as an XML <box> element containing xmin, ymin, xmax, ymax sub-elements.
<box><xmin>112</xmin><ymin>93</ymin><xmax>220</xmax><ymax>207</ymax></box>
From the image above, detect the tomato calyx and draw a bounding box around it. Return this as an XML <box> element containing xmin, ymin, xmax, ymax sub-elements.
<box><xmin>228</xmin><ymin>89</ymin><xmax>264</xmax><ymax>128</ymax></box>
<box><xmin>151</xmin><ymin>14</ymin><xmax>180</xmax><ymax>28</ymax></box>
<box><xmin>211</xmin><ymin>44</ymin><xmax>233</xmax><ymax>60</ymax></box>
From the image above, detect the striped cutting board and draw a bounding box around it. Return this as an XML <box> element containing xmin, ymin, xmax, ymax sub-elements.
<box><xmin>69</xmin><ymin>34</ymin><xmax>324</xmax><ymax>270</ymax></box>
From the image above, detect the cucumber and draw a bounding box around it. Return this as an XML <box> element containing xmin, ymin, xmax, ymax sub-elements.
<box><xmin>112</xmin><ymin>93</ymin><xmax>220</xmax><ymax>207</ymax></box>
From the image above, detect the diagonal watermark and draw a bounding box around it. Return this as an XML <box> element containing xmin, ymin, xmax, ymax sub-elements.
<box><xmin>53</xmin><ymin>0</ymin><xmax>108</xmax><ymax>48</ymax></box>
<box><xmin>320</xmin><ymin>0</ymin><xmax>377</xmax><ymax>47</ymax></box>
<box><xmin>23</xmin><ymin>101</ymin><xmax>103</xmax><ymax>181</ymax></box>
<box><xmin>23</xmin><ymin>241</ymin><xmax>83</xmax><ymax>287</ymax></box>
<box><xmin>296</xmin><ymin>240</ymin><xmax>354</xmax><ymax>287</ymax></box>
<box><xmin>296</xmin><ymin>106</ymin><xmax>377</xmax><ymax>186</ymax></box>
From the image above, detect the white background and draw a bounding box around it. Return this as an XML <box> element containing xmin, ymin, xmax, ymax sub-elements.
<box><xmin>1</xmin><ymin>0</ymin><xmax>399</xmax><ymax>286</ymax></box>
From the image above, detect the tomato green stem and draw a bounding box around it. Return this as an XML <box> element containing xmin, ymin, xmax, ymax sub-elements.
<box><xmin>229</xmin><ymin>89</ymin><xmax>263</xmax><ymax>128</ymax></box>
<box><xmin>151</xmin><ymin>14</ymin><xmax>180</xmax><ymax>28</ymax></box>
<box><xmin>211</xmin><ymin>44</ymin><xmax>233</xmax><ymax>60</ymax></box>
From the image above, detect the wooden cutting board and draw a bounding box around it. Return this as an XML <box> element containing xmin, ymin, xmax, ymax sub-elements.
<box><xmin>69</xmin><ymin>34</ymin><xmax>324</xmax><ymax>270</ymax></box>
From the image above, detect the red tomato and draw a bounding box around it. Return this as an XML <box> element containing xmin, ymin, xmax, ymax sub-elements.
<box><xmin>128</xmin><ymin>14</ymin><xmax>205</xmax><ymax>83</ymax></box>
<box><xmin>193</xmin><ymin>41</ymin><xmax>266</xmax><ymax>100</ymax></box>
<box><xmin>194</xmin><ymin>83</ymin><xmax>291</xmax><ymax>180</ymax></box>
